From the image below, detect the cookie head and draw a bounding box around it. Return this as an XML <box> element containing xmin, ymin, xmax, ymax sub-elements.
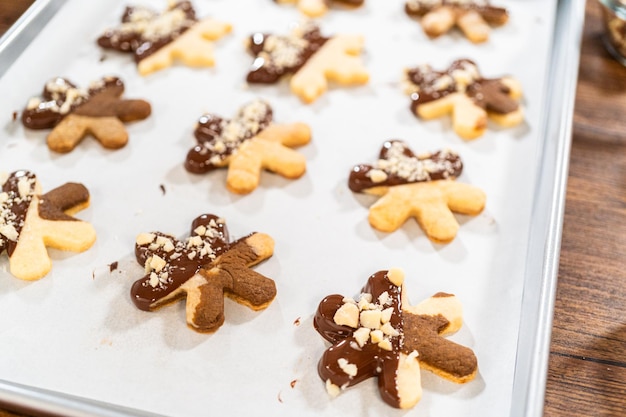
<box><xmin>314</xmin><ymin>268</ymin><xmax>477</xmax><ymax>408</ymax></box>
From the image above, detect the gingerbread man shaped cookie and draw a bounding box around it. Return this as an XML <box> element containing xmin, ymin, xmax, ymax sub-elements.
<box><xmin>314</xmin><ymin>268</ymin><xmax>477</xmax><ymax>409</ymax></box>
<box><xmin>349</xmin><ymin>140</ymin><xmax>485</xmax><ymax>243</ymax></box>
<box><xmin>246</xmin><ymin>22</ymin><xmax>369</xmax><ymax>103</ymax></box>
<box><xmin>405</xmin><ymin>0</ymin><xmax>508</xmax><ymax>43</ymax></box>
<box><xmin>185</xmin><ymin>99</ymin><xmax>311</xmax><ymax>194</ymax></box>
<box><xmin>273</xmin><ymin>0</ymin><xmax>364</xmax><ymax>17</ymax></box>
<box><xmin>22</xmin><ymin>76</ymin><xmax>151</xmax><ymax>153</ymax></box>
<box><xmin>0</xmin><ymin>170</ymin><xmax>96</xmax><ymax>281</ymax></box>
<box><xmin>405</xmin><ymin>59</ymin><xmax>523</xmax><ymax>139</ymax></box>
<box><xmin>131</xmin><ymin>214</ymin><xmax>276</xmax><ymax>333</ymax></box>
<box><xmin>98</xmin><ymin>1</ymin><xmax>231</xmax><ymax>75</ymax></box>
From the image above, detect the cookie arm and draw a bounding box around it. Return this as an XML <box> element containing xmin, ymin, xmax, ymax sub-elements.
<box><xmin>255</xmin><ymin>123</ymin><xmax>311</xmax><ymax>147</ymax></box>
<box><xmin>441</xmin><ymin>182</ymin><xmax>486</xmax><ymax>216</ymax></box>
<box><xmin>368</xmin><ymin>189</ymin><xmax>415</xmax><ymax>233</ymax></box>
<box><xmin>403</xmin><ymin>295</ymin><xmax>478</xmax><ymax>384</ymax></box>
<box><xmin>223</xmin><ymin>233</ymin><xmax>276</xmax><ymax>310</ymax></box>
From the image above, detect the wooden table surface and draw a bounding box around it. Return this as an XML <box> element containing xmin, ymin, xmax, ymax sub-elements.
<box><xmin>1</xmin><ymin>1</ymin><xmax>625</xmax><ymax>416</ymax></box>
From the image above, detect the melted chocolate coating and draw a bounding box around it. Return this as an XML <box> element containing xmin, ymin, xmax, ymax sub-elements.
<box><xmin>314</xmin><ymin>271</ymin><xmax>403</xmax><ymax>407</ymax></box>
<box><xmin>405</xmin><ymin>0</ymin><xmax>508</xmax><ymax>25</ymax></box>
<box><xmin>131</xmin><ymin>214</ymin><xmax>232</xmax><ymax>311</ymax></box>
<box><xmin>407</xmin><ymin>59</ymin><xmax>518</xmax><ymax>115</ymax></box>
<box><xmin>348</xmin><ymin>140</ymin><xmax>463</xmax><ymax>192</ymax></box>
<box><xmin>97</xmin><ymin>1</ymin><xmax>196</xmax><ymax>62</ymax></box>
<box><xmin>185</xmin><ymin>101</ymin><xmax>273</xmax><ymax>174</ymax></box>
<box><xmin>246</xmin><ymin>25</ymin><xmax>328</xmax><ymax>84</ymax></box>
<box><xmin>21</xmin><ymin>77</ymin><xmax>129</xmax><ymax>129</ymax></box>
<box><xmin>0</xmin><ymin>171</ymin><xmax>35</xmax><ymax>257</ymax></box>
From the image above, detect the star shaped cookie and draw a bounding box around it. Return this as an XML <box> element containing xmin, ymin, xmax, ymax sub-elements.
<box><xmin>131</xmin><ymin>214</ymin><xmax>276</xmax><ymax>333</ymax></box>
<box><xmin>314</xmin><ymin>268</ymin><xmax>477</xmax><ymax>408</ymax></box>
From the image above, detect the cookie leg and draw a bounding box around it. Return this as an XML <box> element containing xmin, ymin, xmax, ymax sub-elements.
<box><xmin>87</xmin><ymin>117</ymin><xmax>129</xmax><ymax>149</ymax></box>
<box><xmin>395</xmin><ymin>352</ymin><xmax>422</xmax><ymax>409</ymax></box>
<box><xmin>421</xmin><ymin>6</ymin><xmax>456</xmax><ymax>38</ymax></box>
<box><xmin>457</xmin><ymin>10</ymin><xmax>490</xmax><ymax>43</ymax></box>
<box><xmin>48</xmin><ymin>114</ymin><xmax>130</xmax><ymax>152</ymax></box>
<box><xmin>46</xmin><ymin>115</ymin><xmax>91</xmax><ymax>153</ymax></box>
<box><xmin>402</xmin><ymin>293</ymin><xmax>478</xmax><ymax>384</ymax></box>
<box><xmin>227</xmin><ymin>139</ymin><xmax>307</xmax><ymax>194</ymax></box>
<box><xmin>298</xmin><ymin>0</ymin><xmax>328</xmax><ymax>17</ymax></box>
<box><xmin>184</xmin><ymin>276</ymin><xmax>227</xmax><ymax>333</ymax></box>
<box><xmin>414</xmin><ymin>198</ymin><xmax>459</xmax><ymax>244</ymax></box>
<box><xmin>368</xmin><ymin>191</ymin><xmax>414</xmax><ymax>233</ymax></box>
<box><xmin>451</xmin><ymin>95</ymin><xmax>487</xmax><ymax>140</ymax></box>
<box><xmin>9</xmin><ymin>231</ymin><xmax>52</xmax><ymax>281</ymax></box>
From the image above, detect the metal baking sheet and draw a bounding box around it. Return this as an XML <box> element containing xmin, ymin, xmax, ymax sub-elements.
<box><xmin>0</xmin><ymin>1</ymin><xmax>583</xmax><ymax>416</ymax></box>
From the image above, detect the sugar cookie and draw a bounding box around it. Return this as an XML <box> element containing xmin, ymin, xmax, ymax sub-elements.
<box><xmin>246</xmin><ymin>22</ymin><xmax>368</xmax><ymax>103</ymax></box>
<box><xmin>22</xmin><ymin>76</ymin><xmax>151</xmax><ymax>152</ymax></box>
<box><xmin>185</xmin><ymin>99</ymin><xmax>311</xmax><ymax>194</ymax></box>
<box><xmin>405</xmin><ymin>0</ymin><xmax>508</xmax><ymax>43</ymax></box>
<box><xmin>131</xmin><ymin>214</ymin><xmax>275</xmax><ymax>333</ymax></box>
<box><xmin>349</xmin><ymin>140</ymin><xmax>485</xmax><ymax>243</ymax></box>
<box><xmin>314</xmin><ymin>268</ymin><xmax>477</xmax><ymax>408</ymax></box>
<box><xmin>405</xmin><ymin>59</ymin><xmax>523</xmax><ymax>139</ymax></box>
<box><xmin>0</xmin><ymin>171</ymin><xmax>96</xmax><ymax>280</ymax></box>
<box><xmin>274</xmin><ymin>0</ymin><xmax>364</xmax><ymax>17</ymax></box>
<box><xmin>98</xmin><ymin>1</ymin><xmax>231</xmax><ymax>75</ymax></box>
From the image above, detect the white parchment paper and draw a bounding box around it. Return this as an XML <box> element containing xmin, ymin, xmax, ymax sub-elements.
<box><xmin>0</xmin><ymin>1</ymin><xmax>557</xmax><ymax>416</ymax></box>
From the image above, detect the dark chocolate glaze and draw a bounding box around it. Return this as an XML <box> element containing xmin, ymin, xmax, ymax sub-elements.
<box><xmin>407</xmin><ymin>59</ymin><xmax>518</xmax><ymax>115</ymax></box>
<box><xmin>348</xmin><ymin>140</ymin><xmax>463</xmax><ymax>192</ymax></box>
<box><xmin>0</xmin><ymin>171</ymin><xmax>35</xmax><ymax>257</ymax></box>
<box><xmin>97</xmin><ymin>1</ymin><xmax>196</xmax><ymax>62</ymax></box>
<box><xmin>131</xmin><ymin>214</ymin><xmax>243</xmax><ymax>311</ymax></box>
<box><xmin>246</xmin><ymin>25</ymin><xmax>329</xmax><ymax>84</ymax></box>
<box><xmin>405</xmin><ymin>0</ymin><xmax>508</xmax><ymax>25</ymax></box>
<box><xmin>314</xmin><ymin>272</ymin><xmax>479</xmax><ymax>407</ymax></box>
<box><xmin>21</xmin><ymin>76</ymin><xmax>128</xmax><ymax>129</ymax></box>
<box><xmin>314</xmin><ymin>270</ymin><xmax>404</xmax><ymax>408</ymax></box>
<box><xmin>185</xmin><ymin>101</ymin><xmax>273</xmax><ymax>174</ymax></box>
<box><xmin>38</xmin><ymin>183</ymin><xmax>89</xmax><ymax>222</ymax></box>
<box><xmin>274</xmin><ymin>0</ymin><xmax>364</xmax><ymax>5</ymax></box>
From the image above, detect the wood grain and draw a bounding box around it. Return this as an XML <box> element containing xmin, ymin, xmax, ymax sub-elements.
<box><xmin>1</xmin><ymin>0</ymin><xmax>626</xmax><ymax>416</ymax></box>
<box><xmin>544</xmin><ymin>1</ymin><xmax>626</xmax><ymax>416</ymax></box>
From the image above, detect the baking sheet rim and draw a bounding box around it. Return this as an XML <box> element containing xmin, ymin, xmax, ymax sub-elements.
<box><xmin>0</xmin><ymin>0</ymin><xmax>585</xmax><ymax>416</ymax></box>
